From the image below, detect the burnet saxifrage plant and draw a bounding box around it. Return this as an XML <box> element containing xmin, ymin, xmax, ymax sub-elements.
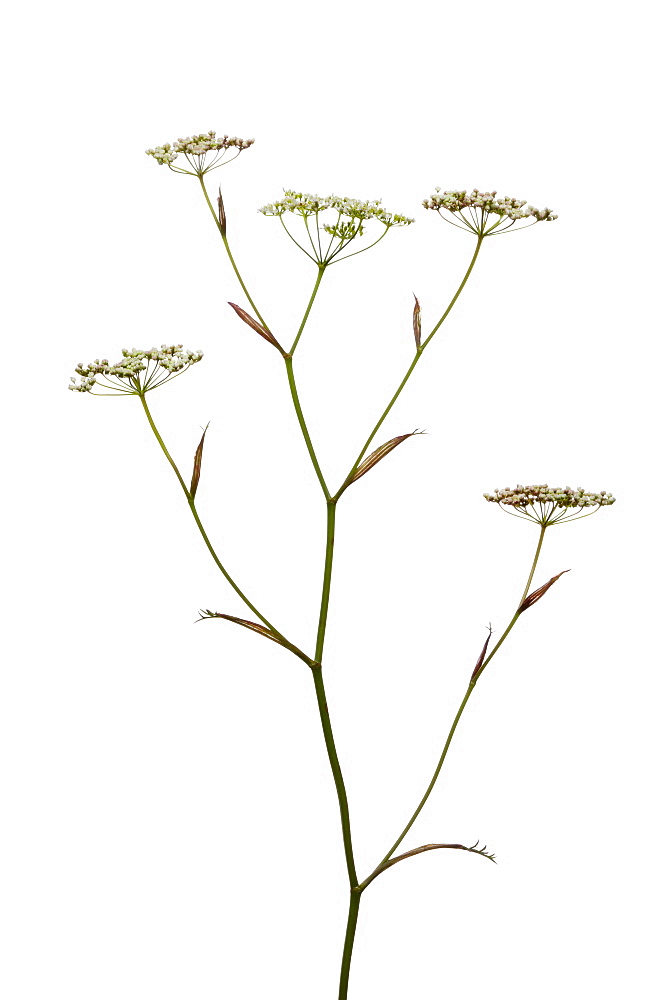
<box><xmin>68</xmin><ymin>128</ymin><xmax>615</xmax><ymax>998</ymax></box>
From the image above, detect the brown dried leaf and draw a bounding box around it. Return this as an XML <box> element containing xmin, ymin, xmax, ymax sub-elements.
<box><xmin>518</xmin><ymin>569</ymin><xmax>571</xmax><ymax>614</ymax></box>
<box><xmin>197</xmin><ymin>611</ymin><xmax>313</xmax><ymax>666</ymax></box>
<box><xmin>413</xmin><ymin>293</ymin><xmax>422</xmax><ymax>350</ymax></box>
<box><xmin>190</xmin><ymin>422</ymin><xmax>210</xmax><ymax>500</ymax></box>
<box><xmin>346</xmin><ymin>431</ymin><xmax>423</xmax><ymax>487</ymax></box>
<box><xmin>199</xmin><ymin>611</ymin><xmax>285</xmax><ymax>643</ymax></box>
<box><xmin>228</xmin><ymin>302</ymin><xmax>284</xmax><ymax>353</ymax></box>
<box><xmin>361</xmin><ymin>840</ymin><xmax>496</xmax><ymax>889</ymax></box>
<box><xmin>470</xmin><ymin>625</ymin><xmax>493</xmax><ymax>680</ymax></box>
<box><xmin>217</xmin><ymin>186</ymin><xmax>227</xmax><ymax>236</ymax></box>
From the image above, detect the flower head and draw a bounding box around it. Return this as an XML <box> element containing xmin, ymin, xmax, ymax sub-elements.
<box><xmin>483</xmin><ymin>484</ymin><xmax>615</xmax><ymax>526</ymax></box>
<box><xmin>423</xmin><ymin>188</ymin><xmax>557</xmax><ymax>236</ymax></box>
<box><xmin>68</xmin><ymin>345</ymin><xmax>203</xmax><ymax>395</ymax></box>
<box><xmin>258</xmin><ymin>190</ymin><xmax>413</xmax><ymax>265</ymax></box>
<box><xmin>146</xmin><ymin>131</ymin><xmax>254</xmax><ymax>176</ymax></box>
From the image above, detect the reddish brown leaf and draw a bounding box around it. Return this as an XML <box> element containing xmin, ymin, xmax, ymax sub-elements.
<box><xmin>197</xmin><ymin>610</ymin><xmax>313</xmax><ymax>666</ymax></box>
<box><xmin>518</xmin><ymin>569</ymin><xmax>571</xmax><ymax>614</ymax></box>
<box><xmin>190</xmin><ymin>422</ymin><xmax>209</xmax><ymax>500</ymax></box>
<box><xmin>413</xmin><ymin>293</ymin><xmax>422</xmax><ymax>350</ymax></box>
<box><xmin>470</xmin><ymin>625</ymin><xmax>493</xmax><ymax>680</ymax></box>
<box><xmin>199</xmin><ymin>611</ymin><xmax>284</xmax><ymax>643</ymax></box>
<box><xmin>228</xmin><ymin>302</ymin><xmax>284</xmax><ymax>353</ymax></box>
<box><xmin>345</xmin><ymin>431</ymin><xmax>423</xmax><ymax>488</ymax></box>
<box><xmin>217</xmin><ymin>186</ymin><xmax>227</xmax><ymax>236</ymax></box>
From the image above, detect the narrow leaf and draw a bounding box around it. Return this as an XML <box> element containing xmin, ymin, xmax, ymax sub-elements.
<box><xmin>190</xmin><ymin>422</ymin><xmax>210</xmax><ymax>500</ymax></box>
<box><xmin>413</xmin><ymin>293</ymin><xmax>422</xmax><ymax>350</ymax></box>
<box><xmin>217</xmin><ymin>186</ymin><xmax>227</xmax><ymax>236</ymax></box>
<box><xmin>361</xmin><ymin>840</ymin><xmax>496</xmax><ymax>890</ymax></box>
<box><xmin>470</xmin><ymin>624</ymin><xmax>493</xmax><ymax>680</ymax></box>
<box><xmin>518</xmin><ymin>569</ymin><xmax>571</xmax><ymax>614</ymax></box>
<box><xmin>346</xmin><ymin>431</ymin><xmax>424</xmax><ymax>487</ymax></box>
<box><xmin>197</xmin><ymin>610</ymin><xmax>312</xmax><ymax>666</ymax></box>
<box><xmin>228</xmin><ymin>302</ymin><xmax>284</xmax><ymax>353</ymax></box>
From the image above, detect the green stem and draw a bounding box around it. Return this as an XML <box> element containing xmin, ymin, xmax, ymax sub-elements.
<box><xmin>338</xmin><ymin>891</ymin><xmax>362</xmax><ymax>1000</ymax></box>
<box><xmin>285</xmin><ymin>356</ymin><xmax>331</xmax><ymax>500</ymax></box>
<box><xmin>199</xmin><ymin>178</ymin><xmax>329</xmax><ymax>499</ymax></box>
<box><xmin>290</xmin><ymin>264</ymin><xmax>326</xmax><ymax>354</ymax></box>
<box><xmin>138</xmin><ymin>392</ymin><xmax>288</xmax><ymax>642</ymax></box>
<box><xmin>315</xmin><ymin>502</ymin><xmax>337</xmax><ymax>662</ymax></box>
<box><xmin>374</xmin><ymin>522</ymin><xmax>547</xmax><ymax>868</ymax></box>
<box><xmin>198</xmin><ymin>175</ymin><xmax>269</xmax><ymax>329</ymax></box>
<box><xmin>336</xmin><ymin>235</ymin><xmax>484</xmax><ymax>495</ymax></box>
<box><xmin>472</xmin><ymin>522</ymin><xmax>547</xmax><ymax>682</ymax></box>
<box><xmin>311</xmin><ymin>664</ymin><xmax>357</xmax><ymax>887</ymax></box>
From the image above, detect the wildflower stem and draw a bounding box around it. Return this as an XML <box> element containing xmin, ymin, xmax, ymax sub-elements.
<box><xmin>138</xmin><ymin>391</ymin><xmax>289</xmax><ymax>642</ymax></box>
<box><xmin>338</xmin><ymin>890</ymin><xmax>362</xmax><ymax>1000</ymax></box>
<box><xmin>315</xmin><ymin>502</ymin><xmax>337</xmax><ymax>663</ymax></box>
<box><xmin>198</xmin><ymin>179</ymin><xmax>330</xmax><ymax>498</ymax></box>
<box><xmin>310</xmin><ymin>500</ymin><xmax>360</xmax><ymax>994</ymax></box>
<box><xmin>311</xmin><ymin>661</ymin><xmax>358</xmax><ymax>888</ymax></box>
<box><xmin>373</xmin><ymin>522</ymin><xmax>547</xmax><ymax>868</ymax></box>
<box><xmin>290</xmin><ymin>264</ymin><xmax>326</xmax><ymax>354</ymax></box>
<box><xmin>285</xmin><ymin>356</ymin><xmax>330</xmax><ymax>499</ymax></box>
<box><xmin>198</xmin><ymin>176</ymin><xmax>270</xmax><ymax>329</ymax></box>
<box><xmin>336</xmin><ymin>235</ymin><xmax>484</xmax><ymax>494</ymax></box>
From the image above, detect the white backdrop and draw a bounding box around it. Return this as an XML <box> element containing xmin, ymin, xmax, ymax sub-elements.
<box><xmin>3</xmin><ymin>1</ymin><xmax>663</xmax><ymax>998</ymax></box>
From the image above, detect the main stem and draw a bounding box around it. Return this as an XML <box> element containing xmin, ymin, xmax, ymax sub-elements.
<box><xmin>338</xmin><ymin>892</ymin><xmax>362</xmax><ymax>1000</ymax></box>
<box><xmin>309</xmin><ymin>501</ymin><xmax>357</xmax><ymax>884</ymax></box>
<box><xmin>309</xmin><ymin>502</ymin><xmax>360</xmax><ymax>1000</ymax></box>
<box><xmin>374</xmin><ymin>523</ymin><xmax>548</xmax><ymax>869</ymax></box>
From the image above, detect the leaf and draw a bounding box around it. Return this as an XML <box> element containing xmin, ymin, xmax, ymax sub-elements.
<box><xmin>228</xmin><ymin>302</ymin><xmax>284</xmax><ymax>353</ymax></box>
<box><xmin>413</xmin><ymin>293</ymin><xmax>422</xmax><ymax>350</ymax></box>
<box><xmin>190</xmin><ymin>422</ymin><xmax>210</xmax><ymax>500</ymax></box>
<box><xmin>518</xmin><ymin>569</ymin><xmax>571</xmax><ymax>614</ymax></box>
<box><xmin>344</xmin><ymin>431</ymin><xmax>424</xmax><ymax>489</ymax></box>
<box><xmin>470</xmin><ymin>624</ymin><xmax>493</xmax><ymax>680</ymax></box>
<box><xmin>217</xmin><ymin>186</ymin><xmax>227</xmax><ymax>236</ymax></box>
<box><xmin>197</xmin><ymin>610</ymin><xmax>313</xmax><ymax>666</ymax></box>
<box><xmin>360</xmin><ymin>840</ymin><xmax>496</xmax><ymax>890</ymax></box>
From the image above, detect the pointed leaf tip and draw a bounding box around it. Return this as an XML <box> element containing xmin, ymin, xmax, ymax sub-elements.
<box><xmin>217</xmin><ymin>186</ymin><xmax>227</xmax><ymax>235</ymax></box>
<box><xmin>190</xmin><ymin>422</ymin><xmax>210</xmax><ymax>499</ymax></box>
<box><xmin>344</xmin><ymin>430</ymin><xmax>425</xmax><ymax>491</ymax></box>
<box><xmin>197</xmin><ymin>610</ymin><xmax>313</xmax><ymax>666</ymax></box>
<box><xmin>518</xmin><ymin>569</ymin><xmax>571</xmax><ymax>613</ymax></box>
<box><xmin>413</xmin><ymin>293</ymin><xmax>422</xmax><ymax>350</ymax></box>
<box><xmin>471</xmin><ymin>624</ymin><xmax>493</xmax><ymax>680</ymax></box>
<box><xmin>228</xmin><ymin>302</ymin><xmax>284</xmax><ymax>353</ymax></box>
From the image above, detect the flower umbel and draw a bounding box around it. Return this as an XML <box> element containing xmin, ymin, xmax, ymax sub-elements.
<box><xmin>145</xmin><ymin>131</ymin><xmax>254</xmax><ymax>176</ymax></box>
<box><xmin>484</xmin><ymin>484</ymin><xmax>616</xmax><ymax>525</ymax></box>
<box><xmin>258</xmin><ymin>190</ymin><xmax>414</xmax><ymax>265</ymax></box>
<box><xmin>68</xmin><ymin>345</ymin><xmax>203</xmax><ymax>395</ymax></box>
<box><xmin>423</xmin><ymin>188</ymin><xmax>557</xmax><ymax>236</ymax></box>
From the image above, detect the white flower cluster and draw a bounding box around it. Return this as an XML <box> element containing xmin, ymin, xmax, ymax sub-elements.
<box><xmin>423</xmin><ymin>188</ymin><xmax>557</xmax><ymax>236</ymax></box>
<box><xmin>258</xmin><ymin>191</ymin><xmax>414</xmax><ymax>228</ymax></box>
<box><xmin>484</xmin><ymin>484</ymin><xmax>616</xmax><ymax>525</ymax></box>
<box><xmin>258</xmin><ymin>191</ymin><xmax>413</xmax><ymax>264</ymax></box>
<box><xmin>69</xmin><ymin>345</ymin><xmax>203</xmax><ymax>394</ymax></box>
<box><xmin>146</xmin><ymin>131</ymin><xmax>254</xmax><ymax>175</ymax></box>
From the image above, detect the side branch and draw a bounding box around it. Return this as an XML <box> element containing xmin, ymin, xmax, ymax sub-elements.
<box><xmin>338</xmin><ymin>235</ymin><xmax>484</xmax><ymax>488</ymax></box>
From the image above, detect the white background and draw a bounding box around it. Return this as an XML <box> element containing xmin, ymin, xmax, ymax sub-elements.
<box><xmin>2</xmin><ymin>1</ymin><xmax>663</xmax><ymax>998</ymax></box>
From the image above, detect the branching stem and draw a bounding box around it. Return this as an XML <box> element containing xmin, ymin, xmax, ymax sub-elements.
<box><xmin>138</xmin><ymin>391</ymin><xmax>292</xmax><ymax>646</ymax></box>
<box><xmin>375</xmin><ymin>523</ymin><xmax>548</xmax><ymax>867</ymax></box>
<box><xmin>336</xmin><ymin>235</ymin><xmax>484</xmax><ymax>494</ymax></box>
